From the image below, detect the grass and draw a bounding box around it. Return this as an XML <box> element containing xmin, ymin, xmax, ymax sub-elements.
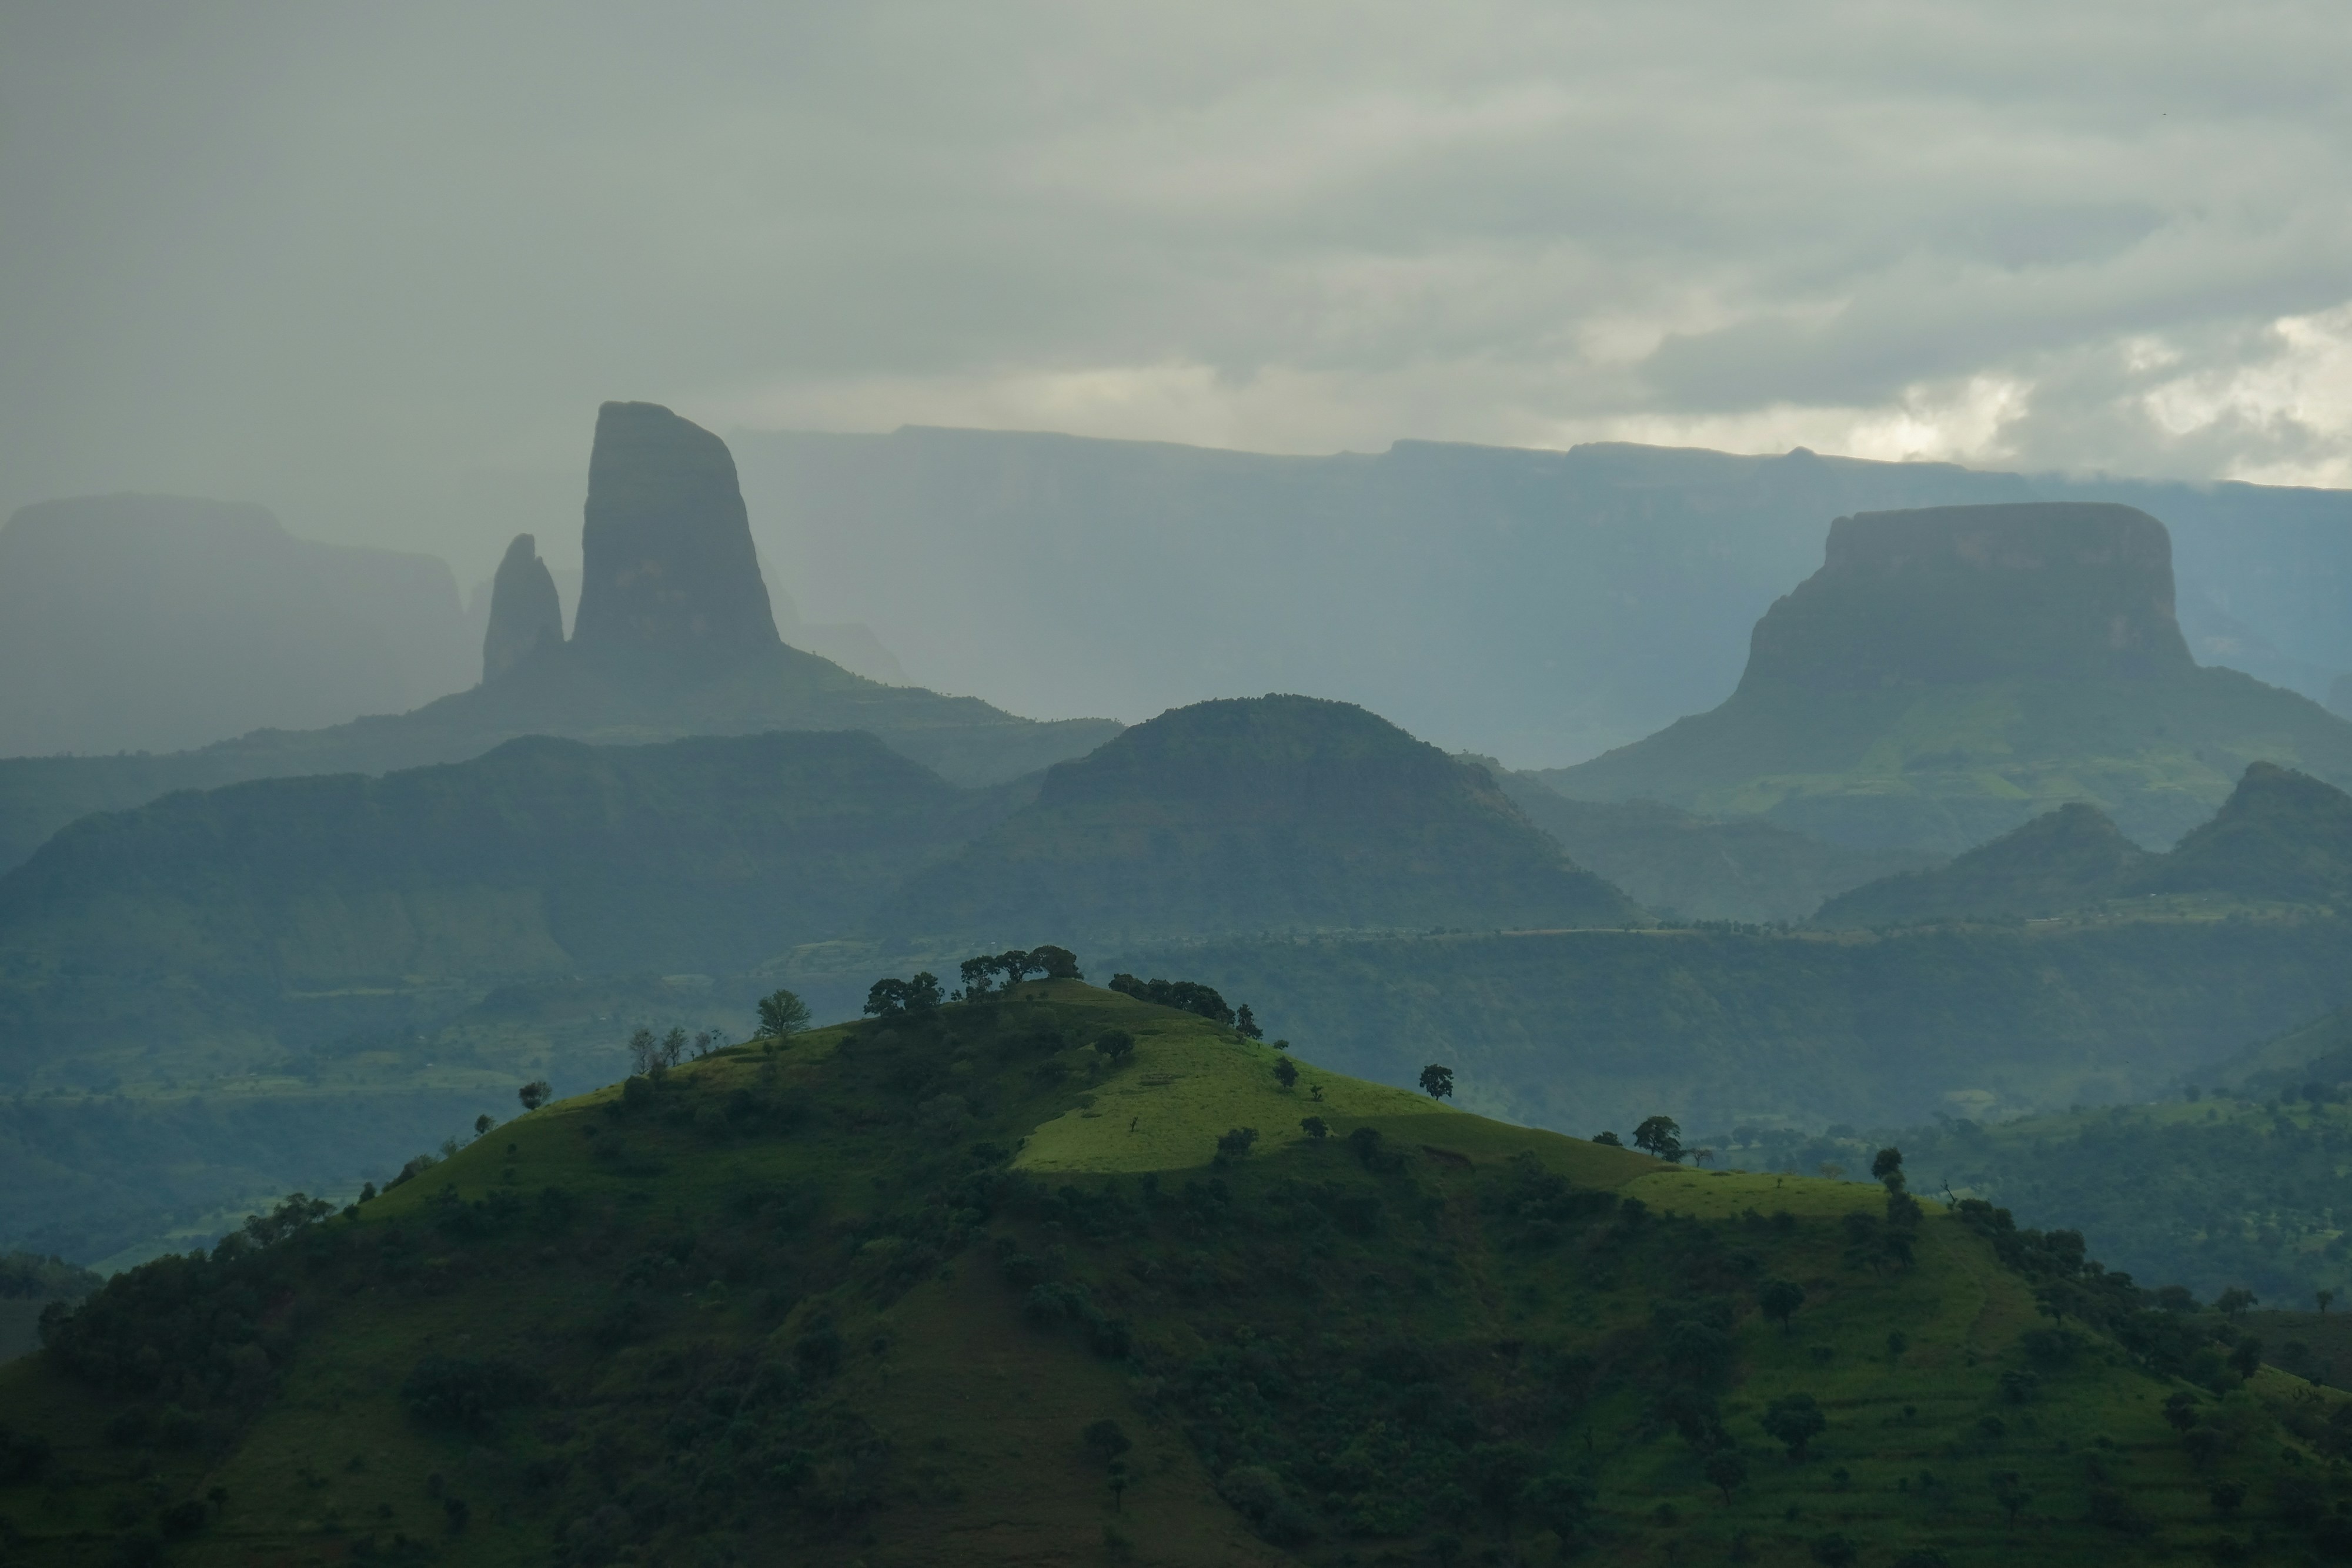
<box><xmin>2</xmin><ymin>981</ymin><xmax>2346</xmax><ymax>1565</ymax></box>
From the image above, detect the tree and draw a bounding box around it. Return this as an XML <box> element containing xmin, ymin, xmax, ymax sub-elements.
<box><xmin>2229</xmin><ymin>1335</ymin><xmax>2264</xmax><ymax>1382</ymax></box>
<box><xmin>1215</xmin><ymin>1127</ymin><xmax>1259</xmax><ymax>1159</ymax></box>
<box><xmin>1299</xmin><ymin>1116</ymin><xmax>1329</xmax><ymax>1139</ymax></box>
<box><xmin>1031</xmin><ymin>945</ymin><xmax>1084</xmax><ymax>980</ymax></box>
<box><xmin>995</xmin><ymin>950</ymin><xmax>1043</xmax><ymax>989</ymax></box>
<box><xmin>627</xmin><ymin>1027</ymin><xmax>660</xmax><ymax>1075</ymax></box>
<box><xmin>517</xmin><ymin>1079</ymin><xmax>550</xmax><ymax>1112</ymax></box>
<box><xmin>755</xmin><ymin>989</ymin><xmax>811</xmax><ymax>1039</ymax></box>
<box><xmin>473</xmin><ymin>1114</ymin><xmax>494</xmax><ymax>1139</ymax></box>
<box><xmin>1517</xmin><ymin>1472</ymin><xmax>1592</xmax><ymax>1538</ymax></box>
<box><xmin>1419</xmin><ymin>1064</ymin><xmax>1455</xmax><ymax>1101</ymax></box>
<box><xmin>1760</xmin><ymin>1393</ymin><xmax>1824</xmax><ymax>1460</ymax></box>
<box><xmin>2215</xmin><ymin>1286</ymin><xmax>2259</xmax><ymax>1319</ymax></box>
<box><xmin>1760</xmin><ymin>1279</ymin><xmax>1806</xmax><ymax>1336</ymax></box>
<box><xmin>1633</xmin><ymin>1115</ymin><xmax>1685</xmax><ymax>1162</ymax></box>
<box><xmin>657</xmin><ymin>1028</ymin><xmax>689</xmax><ymax>1069</ymax></box>
<box><xmin>1990</xmin><ymin>1470</ymin><xmax>2029</xmax><ymax>1527</ymax></box>
<box><xmin>957</xmin><ymin>955</ymin><xmax>1000</xmax><ymax>998</ymax></box>
<box><xmin>2321</xmin><ymin>1288</ymin><xmax>2337</xmax><ymax>1315</ymax></box>
<box><xmin>864</xmin><ymin>972</ymin><xmax>944</xmax><ymax>1018</ymax></box>
<box><xmin>1704</xmin><ymin>1448</ymin><xmax>1748</xmax><ymax>1505</ymax></box>
<box><xmin>1870</xmin><ymin>1146</ymin><xmax>1906</xmax><ymax>1191</ymax></box>
<box><xmin>1236</xmin><ymin>1004</ymin><xmax>1263</xmax><ymax>1040</ymax></box>
<box><xmin>1272</xmin><ymin>1058</ymin><xmax>1299</xmax><ymax>1091</ymax></box>
<box><xmin>1084</xmin><ymin>1419</ymin><xmax>1132</xmax><ymax>1463</ymax></box>
<box><xmin>1593</xmin><ymin>1131</ymin><xmax>1623</xmax><ymax>1147</ymax></box>
<box><xmin>1093</xmin><ymin>1029</ymin><xmax>1136</xmax><ymax>1064</ymax></box>
<box><xmin>2161</xmin><ymin>1392</ymin><xmax>2199</xmax><ymax>1433</ymax></box>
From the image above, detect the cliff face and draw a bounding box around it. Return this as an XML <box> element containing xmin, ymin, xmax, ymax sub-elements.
<box><xmin>480</xmin><ymin>533</ymin><xmax>565</xmax><ymax>683</ymax></box>
<box><xmin>572</xmin><ymin>402</ymin><xmax>780</xmax><ymax>662</ymax></box>
<box><xmin>1741</xmin><ymin>502</ymin><xmax>2194</xmax><ymax>691</ymax></box>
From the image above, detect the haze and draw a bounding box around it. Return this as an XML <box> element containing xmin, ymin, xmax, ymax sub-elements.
<box><xmin>5</xmin><ymin>0</ymin><xmax>2350</xmax><ymax>592</ymax></box>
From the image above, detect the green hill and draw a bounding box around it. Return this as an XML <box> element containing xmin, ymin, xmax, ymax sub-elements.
<box><xmin>5</xmin><ymin>978</ymin><xmax>2346</xmax><ymax>1566</ymax></box>
<box><xmin>1816</xmin><ymin>764</ymin><xmax>2352</xmax><ymax>927</ymax></box>
<box><xmin>1475</xmin><ymin>760</ymin><xmax>1936</xmax><ymax>924</ymax></box>
<box><xmin>1546</xmin><ymin>503</ymin><xmax>2352</xmax><ymax>854</ymax></box>
<box><xmin>877</xmin><ymin>697</ymin><xmax>1639</xmax><ymax>943</ymax></box>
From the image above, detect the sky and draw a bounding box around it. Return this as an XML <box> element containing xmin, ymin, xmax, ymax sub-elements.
<box><xmin>4</xmin><ymin>1</ymin><xmax>2350</xmax><ymax>584</ymax></box>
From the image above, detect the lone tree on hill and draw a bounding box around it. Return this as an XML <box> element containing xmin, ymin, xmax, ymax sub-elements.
<box><xmin>1593</xmin><ymin>1131</ymin><xmax>1622</xmax><ymax>1146</ymax></box>
<box><xmin>517</xmin><ymin>1080</ymin><xmax>551</xmax><ymax>1112</ymax></box>
<box><xmin>1236</xmin><ymin>1004</ymin><xmax>1263</xmax><ymax>1040</ymax></box>
<box><xmin>2320</xmin><ymin>1288</ymin><xmax>2336</xmax><ymax>1314</ymax></box>
<box><xmin>1419</xmin><ymin>1064</ymin><xmax>1455</xmax><ymax>1101</ymax></box>
<box><xmin>1871</xmin><ymin>1146</ymin><xmax>1906</xmax><ymax>1191</ymax></box>
<box><xmin>1273</xmin><ymin>1058</ymin><xmax>1299</xmax><ymax>1090</ymax></box>
<box><xmin>1633</xmin><ymin>1115</ymin><xmax>1685</xmax><ymax>1162</ymax></box>
<box><xmin>1760</xmin><ymin>1278</ymin><xmax>1807</xmax><ymax>1336</ymax></box>
<box><xmin>1299</xmin><ymin>1116</ymin><xmax>1329</xmax><ymax>1139</ymax></box>
<box><xmin>1093</xmin><ymin>1029</ymin><xmax>1136</xmax><ymax>1064</ymax></box>
<box><xmin>2216</xmin><ymin>1286</ymin><xmax>2259</xmax><ymax>1320</ymax></box>
<box><xmin>1035</xmin><ymin>945</ymin><xmax>1083</xmax><ymax>979</ymax></box>
<box><xmin>755</xmin><ymin>988</ymin><xmax>811</xmax><ymax>1039</ymax></box>
<box><xmin>1216</xmin><ymin>1127</ymin><xmax>1259</xmax><ymax>1160</ymax></box>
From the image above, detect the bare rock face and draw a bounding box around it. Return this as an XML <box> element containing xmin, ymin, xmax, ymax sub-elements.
<box><xmin>572</xmin><ymin>402</ymin><xmax>780</xmax><ymax>663</ymax></box>
<box><xmin>480</xmin><ymin>533</ymin><xmax>565</xmax><ymax>684</ymax></box>
<box><xmin>1741</xmin><ymin>502</ymin><xmax>2195</xmax><ymax>691</ymax></box>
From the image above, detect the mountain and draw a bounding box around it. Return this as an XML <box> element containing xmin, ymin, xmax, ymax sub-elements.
<box><xmin>877</xmin><ymin>696</ymin><xmax>1639</xmax><ymax>943</ymax></box>
<box><xmin>1545</xmin><ymin>502</ymin><xmax>2352</xmax><ymax>854</ymax></box>
<box><xmin>4</xmin><ymin>978</ymin><xmax>2339</xmax><ymax>1567</ymax></box>
<box><xmin>2144</xmin><ymin>761</ymin><xmax>2352</xmax><ymax>906</ymax></box>
<box><xmin>1471</xmin><ymin>759</ymin><xmax>1936</xmax><ymax>923</ymax></box>
<box><xmin>735</xmin><ymin>428</ymin><xmax>2352</xmax><ymax>767</ymax></box>
<box><xmin>1816</xmin><ymin>764</ymin><xmax>2352</xmax><ymax>926</ymax></box>
<box><xmin>0</xmin><ymin>404</ymin><xmax>1118</xmax><ymax>872</ymax></box>
<box><xmin>1812</xmin><ymin>803</ymin><xmax>2150</xmax><ymax>925</ymax></box>
<box><xmin>0</xmin><ymin>494</ymin><xmax>473</xmax><ymax>758</ymax></box>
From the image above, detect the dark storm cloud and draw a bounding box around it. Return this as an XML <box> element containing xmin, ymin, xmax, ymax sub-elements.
<box><xmin>2</xmin><ymin>0</ymin><xmax>2348</xmax><ymax>579</ymax></box>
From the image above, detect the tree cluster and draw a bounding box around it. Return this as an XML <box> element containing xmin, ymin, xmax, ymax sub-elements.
<box><xmin>1107</xmin><ymin>973</ymin><xmax>1239</xmax><ymax>1026</ymax></box>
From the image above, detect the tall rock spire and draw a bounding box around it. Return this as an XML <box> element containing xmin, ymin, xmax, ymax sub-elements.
<box><xmin>571</xmin><ymin>402</ymin><xmax>780</xmax><ymax>662</ymax></box>
<box><xmin>480</xmin><ymin>533</ymin><xmax>565</xmax><ymax>684</ymax></box>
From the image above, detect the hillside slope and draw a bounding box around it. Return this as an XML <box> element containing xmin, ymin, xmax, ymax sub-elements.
<box><xmin>5</xmin><ymin>979</ymin><xmax>2344</xmax><ymax>1566</ymax></box>
<box><xmin>878</xmin><ymin>697</ymin><xmax>1639</xmax><ymax>943</ymax></box>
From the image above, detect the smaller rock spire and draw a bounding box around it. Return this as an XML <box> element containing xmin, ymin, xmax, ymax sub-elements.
<box><xmin>482</xmin><ymin>533</ymin><xmax>564</xmax><ymax>684</ymax></box>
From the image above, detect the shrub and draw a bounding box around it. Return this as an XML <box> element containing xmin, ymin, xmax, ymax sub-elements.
<box><xmin>399</xmin><ymin>1357</ymin><xmax>544</xmax><ymax>1433</ymax></box>
<box><xmin>1218</xmin><ymin>1465</ymin><xmax>1316</xmax><ymax>1546</ymax></box>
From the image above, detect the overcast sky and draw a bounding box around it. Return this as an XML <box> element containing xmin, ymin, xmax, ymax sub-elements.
<box><xmin>5</xmin><ymin>1</ymin><xmax>2349</xmax><ymax>582</ymax></box>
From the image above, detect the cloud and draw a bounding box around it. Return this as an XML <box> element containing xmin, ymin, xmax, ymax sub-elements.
<box><xmin>2</xmin><ymin>0</ymin><xmax>2347</xmax><ymax>574</ymax></box>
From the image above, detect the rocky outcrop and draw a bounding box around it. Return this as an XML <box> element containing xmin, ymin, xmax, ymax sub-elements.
<box><xmin>480</xmin><ymin>533</ymin><xmax>564</xmax><ymax>683</ymax></box>
<box><xmin>572</xmin><ymin>402</ymin><xmax>781</xmax><ymax>662</ymax></box>
<box><xmin>1742</xmin><ymin>502</ymin><xmax>2194</xmax><ymax>691</ymax></box>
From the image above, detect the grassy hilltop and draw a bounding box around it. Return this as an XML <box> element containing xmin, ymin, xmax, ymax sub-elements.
<box><xmin>5</xmin><ymin>981</ymin><xmax>2350</xmax><ymax>1566</ymax></box>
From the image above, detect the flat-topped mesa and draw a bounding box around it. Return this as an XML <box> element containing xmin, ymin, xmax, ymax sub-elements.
<box><xmin>571</xmin><ymin>402</ymin><xmax>780</xmax><ymax>663</ymax></box>
<box><xmin>1740</xmin><ymin>502</ymin><xmax>2194</xmax><ymax>691</ymax></box>
<box><xmin>480</xmin><ymin>533</ymin><xmax>564</xmax><ymax>684</ymax></box>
